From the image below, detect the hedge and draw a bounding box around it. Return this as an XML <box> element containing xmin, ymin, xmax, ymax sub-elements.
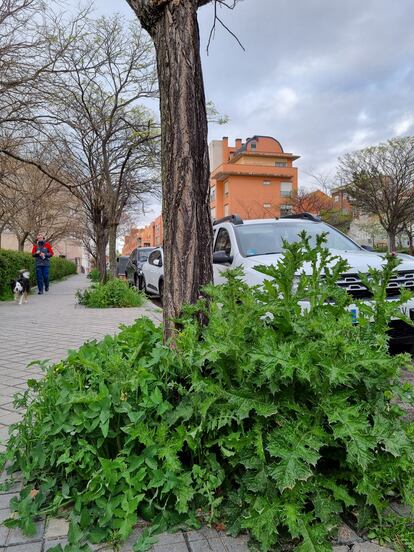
<box><xmin>0</xmin><ymin>249</ymin><xmax>77</xmax><ymax>300</ymax></box>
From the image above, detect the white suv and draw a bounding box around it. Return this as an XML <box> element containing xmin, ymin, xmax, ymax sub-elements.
<box><xmin>212</xmin><ymin>213</ymin><xmax>414</xmax><ymax>347</ymax></box>
<box><xmin>141</xmin><ymin>247</ymin><xmax>164</xmax><ymax>302</ymax></box>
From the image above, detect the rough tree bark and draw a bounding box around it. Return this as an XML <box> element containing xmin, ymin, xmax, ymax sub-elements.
<box><xmin>17</xmin><ymin>232</ymin><xmax>29</xmax><ymax>252</ymax></box>
<box><xmin>127</xmin><ymin>0</ymin><xmax>213</xmax><ymax>341</ymax></box>
<box><xmin>388</xmin><ymin>231</ymin><xmax>397</xmax><ymax>254</ymax></box>
<box><xmin>108</xmin><ymin>224</ymin><xmax>118</xmax><ymax>279</ymax></box>
<box><xmin>93</xmin><ymin>214</ymin><xmax>109</xmax><ymax>283</ymax></box>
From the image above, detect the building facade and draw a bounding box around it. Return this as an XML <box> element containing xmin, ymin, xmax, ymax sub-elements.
<box><xmin>122</xmin><ymin>215</ymin><xmax>163</xmax><ymax>255</ymax></box>
<box><xmin>209</xmin><ymin>135</ymin><xmax>299</xmax><ymax>221</ymax></box>
<box><xmin>122</xmin><ymin>135</ymin><xmax>300</xmax><ymax>255</ymax></box>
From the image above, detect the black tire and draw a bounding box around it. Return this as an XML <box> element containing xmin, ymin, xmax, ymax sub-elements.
<box><xmin>158</xmin><ymin>279</ymin><xmax>164</xmax><ymax>305</ymax></box>
<box><xmin>134</xmin><ymin>273</ymin><xmax>138</xmax><ymax>289</ymax></box>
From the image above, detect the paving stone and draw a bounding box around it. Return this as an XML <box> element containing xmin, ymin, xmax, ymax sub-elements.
<box><xmin>352</xmin><ymin>544</ymin><xmax>393</xmax><ymax>552</ymax></box>
<box><xmin>188</xmin><ymin>538</ymin><xmax>225</xmax><ymax>552</ymax></box>
<box><xmin>337</xmin><ymin>523</ymin><xmax>363</xmax><ymax>545</ymax></box>
<box><xmin>45</xmin><ymin>517</ymin><xmax>69</xmax><ymax>539</ymax></box>
<box><xmin>333</xmin><ymin>547</ymin><xmax>350</xmax><ymax>552</ymax></box>
<box><xmin>153</xmin><ymin>545</ymin><xmax>189</xmax><ymax>552</ymax></box>
<box><xmin>4</xmin><ymin>543</ymin><xmax>42</xmax><ymax>551</ymax></box>
<box><xmin>390</xmin><ymin>501</ymin><xmax>412</xmax><ymax>517</ymax></box>
<box><xmin>0</xmin><ymin>493</ymin><xmax>18</xmax><ymax>510</ymax></box>
<box><xmin>156</xmin><ymin>532</ymin><xmax>186</xmax><ymax>546</ymax></box>
<box><xmin>6</xmin><ymin>520</ymin><xmax>44</xmax><ymax>545</ymax></box>
<box><xmin>43</xmin><ymin>538</ymin><xmax>69</xmax><ymax>551</ymax></box>
<box><xmin>185</xmin><ymin>528</ymin><xmax>221</xmax><ymax>542</ymax></box>
<box><xmin>221</xmin><ymin>536</ymin><xmax>250</xmax><ymax>551</ymax></box>
<box><xmin>0</xmin><ymin>525</ymin><xmax>9</xmax><ymax>546</ymax></box>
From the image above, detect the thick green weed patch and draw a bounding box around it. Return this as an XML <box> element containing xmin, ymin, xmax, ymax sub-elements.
<box><xmin>2</xmin><ymin>234</ymin><xmax>414</xmax><ymax>551</ymax></box>
<box><xmin>76</xmin><ymin>278</ymin><xmax>145</xmax><ymax>308</ymax></box>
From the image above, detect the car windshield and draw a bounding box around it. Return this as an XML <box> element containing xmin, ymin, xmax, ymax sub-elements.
<box><xmin>137</xmin><ymin>249</ymin><xmax>152</xmax><ymax>261</ymax></box>
<box><xmin>234</xmin><ymin>222</ymin><xmax>361</xmax><ymax>257</ymax></box>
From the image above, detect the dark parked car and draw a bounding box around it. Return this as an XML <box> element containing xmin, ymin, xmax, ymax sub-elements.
<box><xmin>116</xmin><ymin>256</ymin><xmax>129</xmax><ymax>278</ymax></box>
<box><xmin>125</xmin><ymin>247</ymin><xmax>154</xmax><ymax>289</ymax></box>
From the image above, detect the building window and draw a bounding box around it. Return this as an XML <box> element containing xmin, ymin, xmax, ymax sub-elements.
<box><xmin>275</xmin><ymin>161</ymin><xmax>288</xmax><ymax>167</ymax></box>
<box><xmin>224</xmin><ymin>204</ymin><xmax>229</xmax><ymax>216</ymax></box>
<box><xmin>211</xmin><ymin>207</ymin><xmax>216</xmax><ymax>221</ymax></box>
<box><xmin>263</xmin><ymin>203</ymin><xmax>271</xmax><ymax>209</ymax></box>
<box><xmin>250</xmin><ymin>142</ymin><xmax>256</xmax><ymax>151</ymax></box>
<box><xmin>210</xmin><ymin>187</ymin><xmax>216</xmax><ymax>202</ymax></box>
<box><xmin>224</xmin><ymin>181</ymin><xmax>229</xmax><ymax>196</ymax></box>
<box><xmin>334</xmin><ymin>195</ymin><xmax>339</xmax><ymax>203</ymax></box>
<box><xmin>280</xmin><ymin>204</ymin><xmax>293</xmax><ymax>217</ymax></box>
<box><xmin>263</xmin><ymin>180</ymin><xmax>271</xmax><ymax>186</ymax></box>
<box><xmin>280</xmin><ymin>182</ymin><xmax>293</xmax><ymax>198</ymax></box>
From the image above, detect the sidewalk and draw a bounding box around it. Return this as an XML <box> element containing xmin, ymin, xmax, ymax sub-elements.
<box><xmin>0</xmin><ymin>275</ymin><xmax>162</xmax><ymax>441</ymax></box>
<box><xmin>0</xmin><ymin>275</ymin><xmax>250</xmax><ymax>551</ymax></box>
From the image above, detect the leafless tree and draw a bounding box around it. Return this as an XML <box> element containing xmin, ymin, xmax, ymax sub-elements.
<box><xmin>0</xmin><ymin>0</ymin><xmax>90</xmax><ymax>133</ymax></box>
<box><xmin>302</xmin><ymin>170</ymin><xmax>334</xmax><ymax>195</ymax></box>
<box><xmin>291</xmin><ymin>188</ymin><xmax>333</xmax><ymax>215</ymax></box>
<box><xmin>126</xmin><ymin>0</ymin><xmax>243</xmax><ymax>340</ymax></box>
<box><xmin>0</xmin><ymin>162</ymin><xmax>81</xmax><ymax>250</ymax></box>
<box><xmin>338</xmin><ymin>137</ymin><xmax>414</xmax><ymax>251</ymax></box>
<box><xmin>26</xmin><ymin>15</ymin><xmax>160</xmax><ymax>280</ymax></box>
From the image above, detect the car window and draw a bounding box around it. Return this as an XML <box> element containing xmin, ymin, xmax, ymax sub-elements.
<box><xmin>116</xmin><ymin>257</ymin><xmax>129</xmax><ymax>273</ymax></box>
<box><xmin>138</xmin><ymin>250</ymin><xmax>150</xmax><ymax>262</ymax></box>
<box><xmin>214</xmin><ymin>228</ymin><xmax>232</xmax><ymax>255</ymax></box>
<box><xmin>234</xmin><ymin>222</ymin><xmax>361</xmax><ymax>257</ymax></box>
<box><xmin>148</xmin><ymin>250</ymin><xmax>161</xmax><ymax>265</ymax></box>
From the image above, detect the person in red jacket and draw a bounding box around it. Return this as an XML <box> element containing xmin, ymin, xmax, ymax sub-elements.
<box><xmin>31</xmin><ymin>233</ymin><xmax>54</xmax><ymax>294</ymax></box>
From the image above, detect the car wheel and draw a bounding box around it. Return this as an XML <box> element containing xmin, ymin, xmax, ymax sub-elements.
<box><xmin>158</xmin><ymin>279</ymin><xmax>164</xmax><ymax>305</ymax></box>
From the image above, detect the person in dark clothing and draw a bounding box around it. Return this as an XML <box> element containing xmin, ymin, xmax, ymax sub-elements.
<box><xmin>31</xmin><ymin>234</ymin><xmax>54</xmax><ymax>294</ymax></box>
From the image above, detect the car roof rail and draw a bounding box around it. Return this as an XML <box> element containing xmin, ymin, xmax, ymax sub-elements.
<box><xmin>281</xmin><ymin>212</ymin><xmax>321</xmax><ymax>222</ymax></box>
<box><xmin>213</xmin><ymin>214</ymin><xmax>244</xmax><ymax>226</ymax></box>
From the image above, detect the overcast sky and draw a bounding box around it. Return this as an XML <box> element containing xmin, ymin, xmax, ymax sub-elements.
<box><xmin>91</xmin><ymin>0</ymin><xmax>414</xmax><ymax>226</ymax></box>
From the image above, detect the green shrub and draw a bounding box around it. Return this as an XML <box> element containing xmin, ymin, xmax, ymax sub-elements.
<box><xmin>0</xmin><ymin>249</ymin><xmax>77</xmax><ymax>300</ymax></box>
<box><xmin>76</xmin><ymin>278</ymin><xmax>145</xmax><ymax>308</ymax></box>
<box><xmin>2</xmin><ymin>234</ymin><xmax>414</xmax><ymax>551</ymax></box>
<box><xmin>87</xmin><ymin>268</ymin><xmax>101</xmax><ymax>282</ymax></box>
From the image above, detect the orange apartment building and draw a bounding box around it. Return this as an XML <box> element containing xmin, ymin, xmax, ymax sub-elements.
<box><xmin>122</xmin><ymin>135</ymin><xmax>299</xmax><ymax>254</ymax></box>
<box><xmin>122</xmin><ymin>215</ymin><xmax>163</xmax><ymax>255</ymax></box>
<box><xmin>210</xmin><ymin>135</ymin><xmax>299</xmax><ymax>220</ymax></box>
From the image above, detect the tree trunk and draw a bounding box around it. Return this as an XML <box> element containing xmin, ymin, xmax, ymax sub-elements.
<box><xmin>135</xmin><ymin>1</ymin><xmax>213</xmax><ymax>341</ymax></box>
<box><xmin>388</xmin><ymin>232</ymin><xmax>397</xmax><ymax>253</ymax></box>
<box><xmin>18</xmin><ymin>233</ymin><xmax>28</xmax><ymax>252</ymax></box>
<box><xmin>108</xmin><ymin>224</ymin><xmax>118</xmax><ymax>279</ymax></box>
<box><xmin>408</xmin><ymin>232</ymin><xmax>414</xmax><ymax>256</ymax></box>
<box><xmin>0</xmin><ymin>223</ymin><xmax>5</xmax><ymax>249</ymax></box>
<box><xmin>95</xmin><ymin>224</ymin><xmax>108</xmax><ymax>283</ymax></box>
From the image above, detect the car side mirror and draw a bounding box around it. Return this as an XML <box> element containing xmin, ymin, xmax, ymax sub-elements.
<box><xmin>153</xmin><ymin>258</ymin><xmax>162</xmax><ymax>267</ymax></box>
<box><xmin>361</xmin><ymin>244</ymin><xmax>374</xmax><ymax>252</ymax></box>
<box><xmin>213</xmin><ymin>250</ymin><xmax>233</xmax><ymax>264</ymax></box>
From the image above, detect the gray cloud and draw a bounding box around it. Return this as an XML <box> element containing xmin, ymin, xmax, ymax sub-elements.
<box><xmin>93</xmin><ymin>0</ymin><xmax>414</xmax><ymax>191</ymax></box>
<box><xmin>198</xmin><ymin>0</ymin><xmax>414</xmax><ymax>187</ymax></box>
